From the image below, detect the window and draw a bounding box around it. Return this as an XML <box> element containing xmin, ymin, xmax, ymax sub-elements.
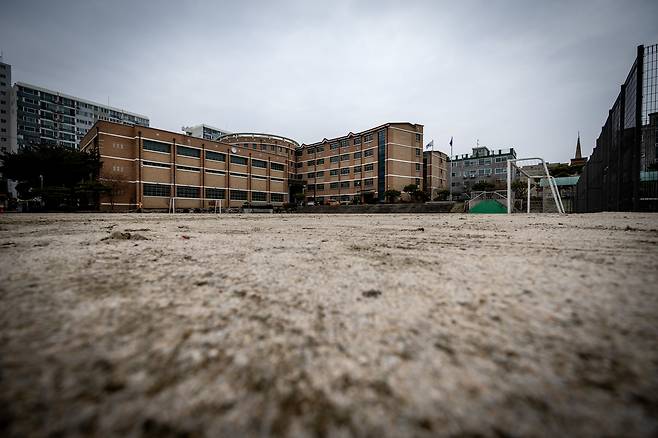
<box><xmin>177</xmin><ymin>165</ymin><xmax>199</xmax><ymax>172</ymax></box>
<box><xmin>230</xmin><ymin>190</ymin><xmax>248</xmax><ymax>200</ymax></box>
<box><xmin>143</xmin><ymin>161</ymin><xmax>170</xmax><ymax>168</ymax></box>
<box><xmin>416</xmin><ymin>163</ymin><xmax>421</xmax><ymax>171</ymax></box>
<box><xmin>307</xmin><ymin>184</ymin><xmax>315</xmax><ymax>191</ymax></box>
<box><xmin>364</xmin><ymin>163</ymin><xmax>374</xmax><ymax>171</ymax></box>
<box><xmin>340</xmin><ymin>154</ymin><xmax>349</xmax><ymax>161</ymax></box>
<box><xmin>330</xmin><ymin>156</ymin><xmax>340</xmax><ymax>163</ymax></box>
<box><xmin>252</xmin><ymin>144</ymin><xmax>258</xmax><ymax>150</ymax></box>
<box><xmin>340</xmin><ymin>139</ymin><xmax>348</xmax><ymax>147</ymax></box>
<box><xmin>416</xmin><ymin>134</ymin><xmax>421</xmax><ymax>142</ymax></box>
<box><xmin>252</xmin><ymin>159</ymin><xmax>267</xmax><ymax>168</ymax></box>
<box><xmin>354</xmin><ymin>151</ymin><xmax>362</xmax><ymax>159</ymax></box>
<box><xmin>205</xmin><ymin>188</ymin><xmax>225</xmax><ymax>199</ymax></box>
<box><xmin>316</xmin><ymin>171</ymin><xmax>325</xmax><ymax>177</ymax></box>
<box><xmin>143</xmin><ymin>183</ymin><xmax>170</xmax><ymax>197</ymax></box>
<box><xmin>330</xmin><ymin>142</ymin><xmax>339</xmax><ymax>150</ymax></box>
<box><xmin>307</xmin><ymin>160</ymin><xmax>315</xmax><ymax>166</ymax></box>
<box><xmin>495</xmin><ymin>168</ymin><xmax>503</xmax><ymax>174</ymax></box>
<box><xmin>330</xmin><ymin>169</ymin><xmax>339</xmax><ymax>176</ymax></box>
<box><xmin>295</xmin><ymin>162</ymin><xmax>303</xmax><ymax>168</ymax></box>
<box><xmin>354</xmin><ymin>180</ymin><xmax>361</xmax><ymax>187</ymax></box>
<box><xmin>354</xmin><ymin>165</ymin><xmax>362</xmax><ymax>173</ymax></box>
<box><xmin>478</xmin><ymin>169</ymin><xmax>486</xmax><ymax>175</ymax></box>
<box><xmin>271</xmin><ymin>193</ymin><xmax>284</xmax><ymax>202</ymax></box>
<box><xmin>230</xmin><ymin>155</ymin><xmax>247</xmax><ymax>165</ymax></box>
<box><xmin>364</xmin><ymin>149</ymin><xmax>373</xmax><ymax>157</ymax></box>
<box><xmin>340</xmin><ymin>168</ymin><xmax>350</xmax><ymax>175</ymax></box>
<box><xmin>316</xmin><ymin>158</ymin><xmax>325</xmax><ymax>165</ymax></box>
<box><xmin>364</xmin><ymin>178</ymin><xmax>374</xmax><ymax>186</ymax></box>
<box><xmin>364</xmin><ymin>134</ymin><xmax>373</xmax><ymax>142</ymax></box>
<box><xmin>252</xmin><ymin>192</ymin><xmax>267</xmax><ymax>202</ymax></box>
<box><xmin>415</xmin><ymin>149</ymin><xmax>421</xmax><ymax>156</ymax></box>
<box><xmin>330</xmin><ymin>182</ymin><xmax>339</xmax><ymax>189</ymax></box>
<box><xmin>177</xmin><ymin>145</ymin><xmax>201</xmax><ymax>158</ymax></box>
<box><xmin>307</xmin><ymin>172</ymin><xmax>315</xmax><ymax>178</ymax></box>
<box><xmin>415</xmin><ymin>178</ymin><xmax>420</xmax><ymax>186</ymax></box>
<box><xmin>271</xmin><ymin>162</ymin><xmax>285</xmax><ymax>171</ymax></box>
<box><xmin>340</xmin><ymin>181</ymin><xmax>350</xmax><ymax>188</ymax></box>
<box><xmin>206</xmin><ymin>151</ymin><xmax>226</xmax><ymax>162</ymax></box>
<box><xmin>261</xmin><ymin>144</ymin><xmax>268</xmax><ymax>151</ymax></box>
<box><xmin>206</xmin><ymin>169</ymin><xmax>225</xmax><ymax>175</ymax></box>
<box><xmin>177</xmin><ymin>186</ymin><xmax>200</xmax><ymax>198</ymax></box>
<box><xmin>316</xmin><ymin>184</ymin><xmax>324</xmax><ymax>191</ymax></box>
<box><xmin>143</xmin><ymin>139</ymin><xmax>170</xmax><ymax>153</ymax></box>
<box><xmin>316</xmin><ymin>146</ymin><xmax>324</xmax><ymax>152</ymax></box>
<box><xmin>354</xmin><ymin>137</ymin><xmax>361</xmax><ymax>145</ymax></box>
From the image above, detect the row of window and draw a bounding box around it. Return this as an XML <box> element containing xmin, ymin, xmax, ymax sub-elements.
<box><xmin>451</xmin><ymin>156</ymin><xmax>509</xmax><ymax>167</ymax></box>
<box><xmin>143</xmin><ymin>184</ymin><xmax>285</xmax><ymax>202</ymax></box>
<box><xmin>306</xmin><ymin>179</ymin><xmax>375</xmax><ymax>191</ymax></box>
<box><xmin>142</xmin><ymin>141</ymin><xmax>286</xmax><ymax>170</ymax></box>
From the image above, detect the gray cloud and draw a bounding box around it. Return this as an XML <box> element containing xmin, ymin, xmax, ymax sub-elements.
<box><xmin>2</xmin><ymin>0</ymin><xmax>657</xmax><ymax>161</ymax></box>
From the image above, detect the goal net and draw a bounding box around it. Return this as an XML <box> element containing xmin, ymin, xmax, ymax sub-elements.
<box><xmin>506</xmin><ymin>158</ymin><xmax>564</xmax><ymax>214</ymax></box>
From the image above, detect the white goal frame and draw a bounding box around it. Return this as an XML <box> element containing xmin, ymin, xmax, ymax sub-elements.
<box><xmin>506</xmin><ymin>158</ymin><xmax>565</xmax><ymax>214</ymax></box>
<box><xmin>168</xmin><ymin>197</ymin><xmax>223</xmax><ymax>214</ymax></box>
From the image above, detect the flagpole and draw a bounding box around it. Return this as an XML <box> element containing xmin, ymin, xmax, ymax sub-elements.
<box><xmin>449</xmin><ymin>137</ymin><xmax>453</xmax><ymax>202</ymax></box>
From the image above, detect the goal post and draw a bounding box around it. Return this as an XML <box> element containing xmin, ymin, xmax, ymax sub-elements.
<box><xmin>506</xmin><ymin>158</ymin><xmax>565</xmax><ymax>214</ymax></box>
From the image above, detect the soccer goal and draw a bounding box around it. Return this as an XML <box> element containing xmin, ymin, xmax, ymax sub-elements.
<box><xmin>506</xmin><ymin>158</ymin><xmax>565</xmax><ymax>214</ymax></box>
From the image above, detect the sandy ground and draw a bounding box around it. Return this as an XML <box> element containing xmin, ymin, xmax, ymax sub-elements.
<box><xmin>0</xmin><ymin>212</ymin><xmax>657</xmax><ymax>437</ymax></box>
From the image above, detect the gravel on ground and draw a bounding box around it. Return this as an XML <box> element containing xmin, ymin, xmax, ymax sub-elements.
<box><xmin>1</xmin><ymin>212</ymin><xmax>657</xmax><ymax>437</ymax></box>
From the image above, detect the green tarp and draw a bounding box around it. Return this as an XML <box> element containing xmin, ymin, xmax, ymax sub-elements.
<box><xmin>469</xmin><ymin>199</ymin><xmax>507</xmax><ymax>214</ymax></box>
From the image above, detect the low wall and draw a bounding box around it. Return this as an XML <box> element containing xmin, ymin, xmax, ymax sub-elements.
<box><xmin>296</xmin><ymin>202</ymin><xmax>455</xmax><ymax>214</ymax></box>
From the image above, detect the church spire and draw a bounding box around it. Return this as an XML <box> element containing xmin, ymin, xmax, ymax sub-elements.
<box><xmin>575</xmin><ymin>132</ymin><xmax>582</xmax><ymax>159</ymax></box>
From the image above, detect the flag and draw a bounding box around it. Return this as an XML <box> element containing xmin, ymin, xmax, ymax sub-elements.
<box><xmin>449</xmin><ymin>137</ymin><xmax>453</xmax><ymax>147</ymax></box>
<box><xmin>425</xmin><ymin>140</ymin><xmax>434</xmax><ymax>150</ymax></box>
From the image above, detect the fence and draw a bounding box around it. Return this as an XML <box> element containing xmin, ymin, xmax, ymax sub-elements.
<box><xmin>575</xmin><ymin>44</ymin><xmax>658</xmax><ymax>212</ymax></box>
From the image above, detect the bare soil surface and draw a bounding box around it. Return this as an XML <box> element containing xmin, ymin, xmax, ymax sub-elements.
<box><xmin>1</xmin><ymin>212</ymin><xmax>657</xmax><ymax>437</ymax></box>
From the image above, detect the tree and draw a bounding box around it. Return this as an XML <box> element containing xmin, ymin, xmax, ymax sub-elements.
<box><xmin>403</xmin><ymin>184</ymin><xmax>418</xmax><ymax>195</ymax></box>
<box><xmin>471</xmin><ymin>181</ymin><xmax>495</xmax><ymax>192</ymax></box>
<box><xmin>433</xmin><ymin>189</ymin><xmax>450</xmax><ymax>201</ymax></box>
<box><xmin>0</xmin><ymin>144</ymin><xmax>106</xmax><ymax>211</ymax></box>
<box><xmin>383</xmin><ymin>189</ymin><xmax>401</xmax><ymax>203</ymax></box>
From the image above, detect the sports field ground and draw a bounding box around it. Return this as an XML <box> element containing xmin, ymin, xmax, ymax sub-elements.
<box><xmin>1</xmin><ymin>213</ymin><xmax>657</xmax><ymax>437</ymax></box>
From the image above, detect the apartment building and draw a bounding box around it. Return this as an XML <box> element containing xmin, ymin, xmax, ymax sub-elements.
<box><xmin>80</xmin><ymin>121</ymin><xmax>293</xmax><ymax>210</ymax></box>
<box><xmin>296</xmin><ymin>122</ymin><xmax>424</xmax><ymax>204</ymax></box>
<box><xmin>0</xmin><ymin>59</ymin><xmax>11</xmax><ymax>153</ymax></box>
<box><xmin>183</xmin><ymin>124</ymin><xmax>230</xmax><ymax>141</ymax></box>
<box><xmin>450</xmin><ymin>146</ymin><xmax>517</xmax><ymax>195</ymax></box>
<box><xmin>423</xmin><ymin>150</ymin><xmax>449</xmax><ymax>199</ymax></box>
<box><xmin>13</xmin><ymin>82</ymin><xmax>149</xmax><ymax>149</ymax></box>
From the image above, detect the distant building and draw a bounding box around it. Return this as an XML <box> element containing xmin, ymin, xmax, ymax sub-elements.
<box><xmin>449</xmin><ymin>146</ymin><xmax>517</xmax><ymax>195</ymax></box>
<box><xmin>570</xmin><ymin>133</ymin><xmax>587</xmax><ymax>167</ymax></box>
<box><xmin>183</xmin><ymin>124</ymin><xmax>230</xmax><ymax>141</ymax></box>
<box><xmin>0</xmin><ymin>58</ymin><xmax>13</xmax><ymax>208</ymax></box>
<box><xmin>641</xmin><ymin>112</ymin><xmax>658</xmax><ymax>171</ymax></box>
<box><xmin>294</xmin><ymin>122</ymin><xmax>424</xmax><ymax>204</ymax></box>
<box><xmin>0</xmin><ymin>59</ymin><xmax>11</xmax><ymax>153</ymax></box>
<box><xmin>12</xmin><ymin>82</ymin><xmax>149</xmax><ymax>149</ymax></box>
<box><xmin>423</xmin><ymin>149</ymin><xmax>449</xmax><ymax>199</ymax></box>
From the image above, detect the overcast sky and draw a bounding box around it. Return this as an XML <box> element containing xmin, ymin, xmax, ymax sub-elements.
<box><xmin>2</xmin><ymin>0</ymin><xmax>657</xmax><ymax>161</ymax></box>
